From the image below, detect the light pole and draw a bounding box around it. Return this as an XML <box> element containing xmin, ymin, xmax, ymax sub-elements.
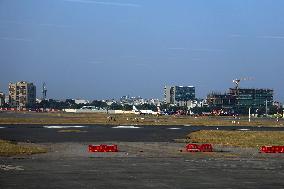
<box><xmin>249</xmin><ymin>107</ymin><xmax>251</xmax><ymax>122</ymax></box>
<box><xmin>265</xmin><ymin>100</ymin><xmax>268</xmax><ymax>117</ymax></box>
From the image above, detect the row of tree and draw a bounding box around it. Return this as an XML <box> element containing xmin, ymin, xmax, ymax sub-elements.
<box><xmin>1</xmin><ymin>99</ymin><xmax>283</xmax><ymax>116</ymax></box>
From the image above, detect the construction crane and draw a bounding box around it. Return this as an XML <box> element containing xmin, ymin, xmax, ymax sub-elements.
<box><xmin>233</xmin><ymin>77</ymin><xmax>253</xmax><ymax>90</ymax></box>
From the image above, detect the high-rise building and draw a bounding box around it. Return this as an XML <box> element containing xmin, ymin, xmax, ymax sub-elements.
<box><xmin>164</xmin><ymin>86</ymin><xmax>195</xmax><ymax>106</ymax></box>
<box><xmin>0</xmin><ymin>92</ymin><xmax>5</xmax><ymax>107</ymax></box>
<box><xmin>9</xmin><ymin>81</ymin><xmax>36</xmax><ymax>108</ymax></box>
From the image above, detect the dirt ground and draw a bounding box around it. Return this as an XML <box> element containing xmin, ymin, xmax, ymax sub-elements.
<box><xmin>1</xmin><ymin>142</ymin><xmax>284</xmax><ymax>189</ymax></box>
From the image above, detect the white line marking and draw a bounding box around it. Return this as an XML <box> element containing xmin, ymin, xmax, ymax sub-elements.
<box><xmin>183</xmin><ymin>124</ymin><xmax>191</xmax><ymax>127</ymax></box>
<box><xmin>0</xmin><ymin>165</ymin><xmax>24</xmax><ymax>171</ymax></box>
<box><xmin>0</xmin><ymin>127</ymin><xmax>5</xmax><ymax>129</ymax></box>
<box><xmin>237</xmin><ymin>129</ymin><xmax>250</xmax><ymax>131</ymax></box>
<box><xmin>112</xmin><ymin>126</ymin><xmax>141</xmax><ymax>129</ymax></box>
<box><xmin>43</xmin><ymin>126</ymin><xmax>86</xmax><ymax>129</ymax></box>
<box><xmin>168</xmin><ymin>128</ymin><xmax>181</xmax><ymax>130</ymax></box>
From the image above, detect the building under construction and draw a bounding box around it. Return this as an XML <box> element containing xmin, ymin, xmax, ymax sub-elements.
<box><xmin>207</xmin><ymin>78</ymin><xmax>274</xmax><ymax>111</ymax></box>
<box><xmin>229</xmin><ymin>88</ymin><xmax>273</xmax><ymax>108</ymax></box>
<box><xmin>206</xmin><ymin>92</ymin><xmax>235</xmax><ymax>109</ymax></box>
<box><xmin>207</xmin><ymin>88</ymin><xmax>273</xmax><ymax>110</ymax></box>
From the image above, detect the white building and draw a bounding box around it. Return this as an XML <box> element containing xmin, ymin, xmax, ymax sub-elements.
<box><xmin>74</xmin><ymin>99</ymin><xmax>89</xmax><ymax>105</ymax></box>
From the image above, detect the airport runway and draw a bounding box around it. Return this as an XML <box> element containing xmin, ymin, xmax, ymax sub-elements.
<box><xmin>1</xmin><ymin>124</ymin><xmax>284</xmax><ymax>142</ymax></box>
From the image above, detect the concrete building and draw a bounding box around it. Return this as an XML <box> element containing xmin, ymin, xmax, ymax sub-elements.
<box><xmin>164</xmin><ymin>86</ymin><xmax>195</xmax><ymax>106</ymax></box>
<box><xmin>9</xmin><ymin>81</ymin><xmax>36</xmax><ymax>108</ymax></box>
<box><xmin>0</xmin><ymin>92</ymin><xmax>5</xmax><ymax>107</ymax></box>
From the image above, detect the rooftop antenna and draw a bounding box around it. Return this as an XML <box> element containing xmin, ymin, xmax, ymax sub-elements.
<box><xmin>42</xmin><ymin>82</ymin><xmax>47</xmax><ymax>100</ymax></box>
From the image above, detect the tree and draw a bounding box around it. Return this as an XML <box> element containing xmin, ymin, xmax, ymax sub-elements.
<box><xmin>90</xmin><ymin>100</ymin><xmax>108</xmax><ymax>108</ymax></box>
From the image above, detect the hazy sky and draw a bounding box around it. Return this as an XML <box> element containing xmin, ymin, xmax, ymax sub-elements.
<box><xmin>1</xmin><ymin>0</ymin><xmax>284</xmax><ymax>101</ymax></box>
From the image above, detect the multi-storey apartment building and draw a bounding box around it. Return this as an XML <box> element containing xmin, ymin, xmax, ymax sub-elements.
<box><xmin>9</xmin><ymin>81</ymin><xmax>36</xmax><ymax>108</ymax></box>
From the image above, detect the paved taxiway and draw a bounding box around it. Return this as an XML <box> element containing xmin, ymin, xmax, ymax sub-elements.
<box><xmin>0</xmin><ymin>124</ymin><xmax>284</xmax><ymax>143</ymax></box>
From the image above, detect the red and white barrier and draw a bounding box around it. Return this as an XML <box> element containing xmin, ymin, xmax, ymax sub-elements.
<box><xmin>186</xmin><ymin>143</ymin><xmax>213</xmax><ymax>152</ymax></box>
<box><xmin>88</xmin><ymin>144</ymin><xmax>118</xmax><ymax>152</ymax></box>
<box><xmin>260</xmin><ymin>146</ymin><xmax>284</xmax><ymax>153</ymax></box>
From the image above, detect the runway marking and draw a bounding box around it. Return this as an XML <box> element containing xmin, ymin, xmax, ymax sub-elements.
<box><xmin>43</xmin><ymin>126</ymin><xmax>86</xmax><ymax>129</ymax></box>
<box><xmin>57</xmin><ymin>129</ymin><xmax>87</xmax><ymax>133</ymax></box>
<box><xmin>0</xmin><ymin>165</ymin><xmax>24</xmax><ymax>171</ymax></box>
<box><xmin>0</xmin><ymin>127</ymin><xmax>5</xmax><ymax>129</ymax></box>
<box><xmin>168</xmin><ymin>128</ymin><xmax>181</xmax><ymax>130</ymax></box>
<box><xmin>237</xmin><ymin>129</ymin><xmax>250</xmax><ymax>131</ymax></box>
<box><xmin>183</xmin><ymin>124</ymin><xmax>191</xmax><ymax>127</ymax></box>
<box><xmin>112</xmin><ymin>126</ymin><xmax>141</xmax><ymax>129</ymax></box>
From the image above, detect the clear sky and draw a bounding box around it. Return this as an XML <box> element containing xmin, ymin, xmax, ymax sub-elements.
<box><xmin>0</xmin><ymin>0</ymin><xmax>284</xmax><ymax>101</ymax></box>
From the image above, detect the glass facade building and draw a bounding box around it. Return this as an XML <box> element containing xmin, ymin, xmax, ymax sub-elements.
<box><xmin>164</xmin><ymin>86</ymin><xmax>195</xmax><ymax>106</ymax></box>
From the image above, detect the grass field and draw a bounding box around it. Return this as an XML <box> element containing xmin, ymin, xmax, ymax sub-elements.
<box><xmin>187</xmin><ymin>130</ymin><xmax>284</xmax><ymax>147</ymax></box>
<box><xmin>0</xmin><ymin>111</ymin><xmax>283</xmax><ymax>126</ymax></box>
<box><xmin>0</xmin><ymin>140</ymin><xmax>47</xmax><ymax>156</ymax></box>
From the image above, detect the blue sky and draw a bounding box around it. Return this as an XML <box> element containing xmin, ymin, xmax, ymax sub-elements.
<box><xmin>0</xmin><ymin>0</ymin><xmax>284</xmax><ymax>101</ymax></box>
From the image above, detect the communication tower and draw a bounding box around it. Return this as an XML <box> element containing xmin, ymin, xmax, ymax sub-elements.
<box><xmin>42</xmin><ymin>82</ymin><xmax>47</xmax><ymax>100</ymax></box>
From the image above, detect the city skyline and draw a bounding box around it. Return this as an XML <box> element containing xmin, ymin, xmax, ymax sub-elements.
<box><xmin>1</xmin><ymin>0</ymin><xmax>284</xmax><ymax>100</ymax></box>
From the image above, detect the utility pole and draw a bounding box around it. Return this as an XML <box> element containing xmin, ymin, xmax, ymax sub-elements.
<box><xmin>249</xmin><ymin>107</ymin><xmax>251</xmax><ymax>122</ymax></box>
<box><xmin>265</xmin><ymin>100</ymin><xmax>268</xmax><ymax>117</ymax></box>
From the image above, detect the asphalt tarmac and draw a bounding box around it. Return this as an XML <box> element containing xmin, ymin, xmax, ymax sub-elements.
<box><xmin>1</xmin><ymin>124</ymin><xmax>284</xmax><ymax>143</ymax></box>
<box><xmin>1</xmin><ymin>124</ymin><xmax>284</xmax><ymax>188</ymax></box>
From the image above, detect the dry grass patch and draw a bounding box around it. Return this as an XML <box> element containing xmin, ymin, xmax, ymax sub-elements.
<box><xmin>0</xmin><ymin>140</ymin><xmax>47</xmax><ymax>156</ymax></box>
<box><xmin>187</xmin><ymin>130</ymin><xmax>284</xmax><ymax>148</ymax></box>
<box><xmin>0</xmin><ymin>112</ymin><xmax>283</xmax><ymax>126</ymax></box>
